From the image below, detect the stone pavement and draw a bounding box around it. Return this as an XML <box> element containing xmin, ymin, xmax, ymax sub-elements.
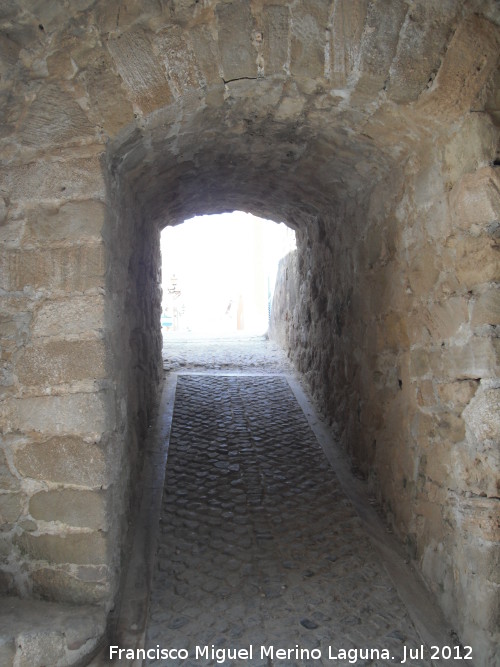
<box><xmin>162</xmin><ymin>332</ymin><xmax>294</xmax><ymax>375</ymax></box>
<box><xmin>142</xmin><ymin>334</ymin><xmax>441</xmax><ymax>667</ymax></box>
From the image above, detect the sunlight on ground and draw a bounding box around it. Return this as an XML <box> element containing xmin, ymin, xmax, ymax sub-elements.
<box><xmin>160</xmin><ymin>212</ymin><xmax>295</xmax><ymax>336</ymax></box>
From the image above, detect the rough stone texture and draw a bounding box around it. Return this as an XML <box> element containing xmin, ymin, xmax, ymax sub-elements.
<box><xmin>13</xmin><ymin>436</ymin><xmax>107</xmax><ymax>487</ymax></box>
<box><xmin>147</xmin><ymin>374</ymin><xmax>432</xmax><ymax>666</ymax></box>
<box><xmin>270</xmin><ymin>114</ymin><xmax>500</xmax><ymax>666</ymax></box>
<box><xmin>0</xmin><ymin>1</ymin><xmax>499</xmax><ymax>665</ymax></box>
<box><xmin>29</xmin><ymin>489</ymin><xmax>106</xmax><ymax>529</ymax></box>
<box><xmin>0</xmin><ymin>597</ymin><xmax>106</xmax><ymax>667</ymax></box>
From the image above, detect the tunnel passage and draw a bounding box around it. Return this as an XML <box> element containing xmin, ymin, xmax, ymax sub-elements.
<box><xmin>0</xmin><ymin>1</ymin><xmax>499</xmax><ymax>665</ymax></box>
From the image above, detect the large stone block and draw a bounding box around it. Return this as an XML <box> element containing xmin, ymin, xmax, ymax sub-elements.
<box><xmin>0</xmin><ymin>492</ymin><xmax>23</xmax><ymax>524</ymax></box>
<box><xmin>289</xmin><ymin>0</ymin><xmax>329</xmax><ymax>81</ymax></box>
<box><xmin>29</xmin><ymin>489</ymin><xmax>106</xmax><ymax>529</ymax></box>
<box><xmin>2</xmin><ymin>391</ymin><xmax>115</xmax><ymax>436</ymax></box>
<box><xmin>452</xmin><ymin>236</ymin><xmax>500</xmax><ymax>287</ymax></box>
<box><xmin>471</xmin><ymin>287</ymin><xmax>500</xmax><ymax>327</ymax></box>
<box><xmin>216</xmin><ymin>0</ymin><xmax>257</xmax><ymax>81</ymax></box>
<box><xmin>23</xmin><ymin>200</ymin><xmax>106</xmax><ymax>246</ymax></box>
<box><xmin>419</xmin><ymin>14</ymin><xmax>500</xmax><ymax>119</ymax></box>
<box><xmin>188</xmin><ymin>25</ymin><xmax>221</xmax><ymax>86</ymax></box>
<box><xmin>387</xmin><ymin>1</ymin><xmax>458</xmax><ymax>104</ymax></box>
<box><xmin>15</xmin><ymin>531</ymin><xmax>108</xmax><ymax>565</ymax></box>
<box><xmin>458</xmin><ymin>498</ymin><xmax>500</xmax><ymax>544</ymax></box>
<box><xmin>423</xmin><ymin>296</ymin><xmax>469</xmax><ymax>342</ymax></box>
<box><xmin>438</xmin><ymin>338</ymin><xmax>499</xmax><ymax>380</ymax></box>
<box><xmin>0</xmin><ymin>215</ymin><xmax>24</xmax><ymax>249</ymax></box>
<box><xmin>13</xmin><ymin>436</ymin><xmax>106</xmax><ymax>487</ymax></box>
<box><xmin>32</xmin><ymin>295</ymin><xmax>105</xmax><ymax>337</ymax></box>
<box><xmin>154</xmin><ymin>26</ymin><xmax>204</xmax><ymax>96</ymax></box>
<box><xmin>18</xmin><ymin>84</ymin><xmax>94</xmax><ymax>147</ymax></box>
<box><xmin>82</xmin><ymin>55</ymin><xmax>136</xmax><ymax>136</ymax></box>
<box><xmin>329</xmin><ymin>0</ymin><xmax>368</xmax><ymax>87</ymax></box>
<box><xmin>16</xmin><ymin>339</ymin><xmax>107</xmax><ymax>386</ymax></box>
<box><xmin>436</xmin><ymin>380</ymin><xmax>479</xmax><ymax>412</ymax></box>
<box><xmin>0</xmin><ymin>245</ymin><xmax>105</xmax><ymax>293</ymax></box>
<box><xmin>0</xmin><ymin>155</ymin><xmax>105</xmax><ymax>202</ymax></box>
<box><xmin>443</xmin><ymin>114</ymin><xmax>499</xmax><ymax>184</ymax></box>
<box><xmin>0</xmin><ymin>597</ymin><xmax>106</xmax><ymax>667</ymax></box>
<box><xmin>450</xmin><ymin>168</ymin><xmax>500</xmax><ymax>236</ymax></box>
<box><xmin>32</xmin><ymin>567</ymin><xmax>109</xmax><ymax>605</ymax></box>
<box><xmin>463</xmin><ymin>387</ymin><xmax>500</xmax><ymax>444</ymax></box>
<box><xmin>0</xmin><ymin>449</ymin><xmax>20</xmax><ymax>491</ymax></box>
<box><xmin>107</xmin><ymin>28</ymin><xmax>173</xmax><ymax>114</ymax></box>
<box><xmin>407</xmin><ymin>245</ymin><xmax>440</xmax><ymax>297</ymax></box>
<box><xmin>262</xmin><ymin>5</ymin><xmax>290</xmax><ymax>77</ymax></box>
<box><xmin>354</xmin><ymin>0</ymin><xmax>408</xmax><ymax>96</ymax></box>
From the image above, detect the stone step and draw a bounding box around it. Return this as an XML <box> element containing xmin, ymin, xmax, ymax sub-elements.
<box><xmin>0</xmin><ymin>596</ymin><xmax>106</xmax><ymax>667</ymax></box>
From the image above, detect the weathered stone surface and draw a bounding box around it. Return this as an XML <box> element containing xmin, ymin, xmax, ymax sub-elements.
<box><xmin>262</xmin><ymin>5</ymin><xmax>289</xmax><ymax>77</ymax></box>
<box><xmin>463</xmin><ymin>387</ymin><xmax>500</xmax><ymax>445</ymax></box>
<box><xmin>0</xmin><ymin>637</ymin><xmax>15</xmax><ymax>667</ymax></box>
<box><xmin>0</xmin><ymin>156</ymin><xmax>105</xmax><ymax>202</ymax></box>
<box><xmin>451</xmin><ymin>236</ymin><xmax>500</xmax><ymax>287</ymax></box>
<box><xmin>32</xmin><ymin>296</ymin><xmax>105</xmax><ymax>337</ymax></box>
<box><xmin>153</xmin><ymin>26</ymin><xmax>204</xmax><ymax>96</ymax></box>
<box><xmin>81</xmin><ymin>54</ymin><xmax>136</xmax><ymax>135</ymax></box>
<box><xmin>15</xmin><ymin>532</ymin><xmax>108</xmax><ymax>565</ymax></box>
<box><xmin>13</xmin><ymin>437</ymin><xmax>106</xmax><ymax>487</ymax></box>
<box><xmin>423</xmin><ymin>297</ymin><xmax>469</xmax><ymax>342</ymax></box>
<box><xmin>289</xmin><ymin>0</ymin><xmax>329</xmax><ymax>81</ymax></box>
<box><xmin>329</xmin><ymin>0</ymin><xmax>368</xmax><ymax>87</ymax></box>
<box><xmin>0</xmin><ymin>245</ymin><xmax>105</xmax><ymax>293</ymax></box>
<box><xmin>0</xmin><ymin>492</ymin><xmax>23</xmax><ymax>524</ymax></box>
<box><xmin>0</xmin><ymin>597</ymin><xmax>106</xmax><ymax>667</ymax></box>
<box><xmin>0</xmin><ymin>450</ymin><xmax>20</xmax><ymax>491</ymax></box>
<box><xmin>436</xmin><ymin>380</ymin><xmax>479</xmax><ymax>412</ymax></box>
<box><xmin>439</xmin><ymin>339</ymin><xmax>499</xmax><ymax>380</ymax></box>
<box><xmin>216</xmin><ymin>0</ymin><xmax>256</xmax><ymax>81</ymax></box>
<box><xmin>386</xmin><ymin>1</ymin><xmax>458</xmax><ymax>104</ymax></box>
<box><xmin>471</xmin><ymin>287</ymin><xmax>500</xmax><ymax>327</ymax></box>
<box><xmin>2</xmin><ymin>391</ymin><xmax>114</xmax><ymax>436</ymax></box>
<box><xmin>29</xmin><ymin>489</ymin><xmax>106</xmax><ymax>529</ymax></box>
<box><xmin>18</xmin><ymin>84</ymin><xmax>95</xmax><ymax>147</ymax></box>
<box><xmin>419</xmin><ymin>14</ymin><xmax>500</xmax><ymax>119</ymax></box>
<box><xmin>450</xmin><ymin>167</ymin><xmax>500</xmax><ymax>235</ymax></box>
<box><xmin>32</xmin><ymin>568</ymin><xmax>109</xmax><ymax>605</ymax></box>
<box><xmin>107</xmin><ymin>29</ymin><xmax>173</xmax><ymax>113</ymax></box>
<box><xmin>23</xmin><ymin>200</ymin><xmax>106</xmax><ymax>246</ymax></box>
<box><xmin>354</xmin><ymin>0</ymin><xmax>408</xmax><ymax>97</ymax></box>
<box><xmin>16</xmin><ymin>339</ymin><xmax>107</xmax><ymax>386</ymax></box>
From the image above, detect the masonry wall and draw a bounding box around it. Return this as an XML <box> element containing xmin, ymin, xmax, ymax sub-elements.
<box><xmin>0</xmin><ymin>154</ymin><xmax>162</xmax><ymax>611</ymax></box>
<box><xmin>0</xmin><ymin>157</ymin><xmax>117</xmax><ymax>605</ymax></box>
<box><xmin>270</xmin><ymin>113</ymin><xmax>500</xmax><ymax>662</ymax></box>
<box><xmin>0</xmin><ymin>1</ymin><xmax>498</xmax><ymax>665</ymax></box>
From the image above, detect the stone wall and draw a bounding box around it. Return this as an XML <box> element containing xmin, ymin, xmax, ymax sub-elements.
<box><xmin>0</xmin><ymin>1</ymin><xmax>499</xmax><ymax>664</ymax></box>
<box><xmin>270</xmin><ymin>113</ymin><xmax>500</xmax><ymax>662</ymax></box>
<box><xmin>0</xmin><ymin>151</ymin><xmax>163</xmax><ymax>614</ymax></box>
<box><xmin>0</xmin><ymin>160</ymin><xmax>118</xmax><ymax>605</ymax></box>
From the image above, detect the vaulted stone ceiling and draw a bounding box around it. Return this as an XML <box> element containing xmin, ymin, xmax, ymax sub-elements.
<box><xmin>1</xmin><ymin>0</ymin><xmax>498</xmax><ymax>225</ymax></box>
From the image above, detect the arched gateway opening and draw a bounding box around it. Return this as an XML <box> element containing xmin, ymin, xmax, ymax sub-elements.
<box><xmin>0</xmin><ymin>2</ymin><xmax>498</xmax><ymax>664</ymax></box>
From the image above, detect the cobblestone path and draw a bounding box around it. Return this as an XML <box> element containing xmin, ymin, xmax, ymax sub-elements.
<box><xmin>145</xmin><ymin>369</ymin><xmax>432</xmax><ymax>667</ymax></box>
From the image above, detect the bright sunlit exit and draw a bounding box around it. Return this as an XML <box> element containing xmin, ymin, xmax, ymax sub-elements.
<box><xmin>160</xmin><ymin>212</ymin><xmax>296</xmax><ymax>336</ymax></box>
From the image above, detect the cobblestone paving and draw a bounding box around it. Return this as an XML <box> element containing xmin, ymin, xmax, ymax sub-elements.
<box><xmin>145</xmin><ymin>372</ymin><xmax>432</xmax><ymax>667</ymax></box>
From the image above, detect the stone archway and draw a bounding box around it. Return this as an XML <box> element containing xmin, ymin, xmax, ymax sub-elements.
<box><xmin>0</xmin><ymin>1</ymin><xmax>499</xmax><ymax>664</ymax></box>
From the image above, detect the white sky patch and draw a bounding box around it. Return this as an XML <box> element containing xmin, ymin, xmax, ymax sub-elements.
<box><xmin>160</xmin><ymin>211</ymin><xmax>295</xmax><ymax>335</ymax></box>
